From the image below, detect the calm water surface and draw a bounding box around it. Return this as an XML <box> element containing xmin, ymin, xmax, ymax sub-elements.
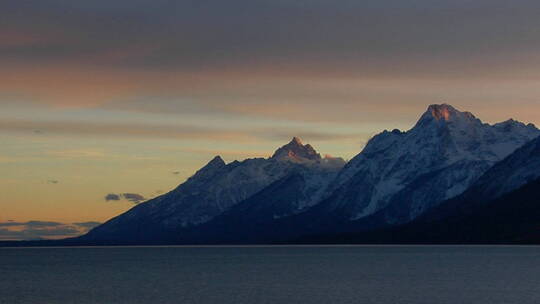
<box><xmin>1</xmin><ymin>246</ymin><xmax>539</xmax><ymax>304</ymax></box>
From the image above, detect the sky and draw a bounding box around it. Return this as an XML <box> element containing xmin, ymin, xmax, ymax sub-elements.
<box><xmin>2</xmin><ymin>0</ymin><xmax>540</xmax><ymax>239</ymax></box>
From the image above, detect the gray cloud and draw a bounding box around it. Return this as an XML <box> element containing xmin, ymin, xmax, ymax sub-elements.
<box><xmin>0</xmin><ymin>227</ymin><xmax>79</xmax><ymax>240</ymax></box>
<box><xmin>0</xmin><ymin>222</ymin><xmax>23</xmax><ymax>227</ymax></box>
<box><xmin>73</xmin><ymin>221</ymin><xmax>102</xmax><ymax>229</ymax></box>
<box><xmin>2</xmin><ymin>0</ymin><xmax>540</xmax><ymax>77</ymax></box>
<box><xmin>121</xmin><ymin>193</ymin><xmax>146</xmax><ymax>204</ymax></box>
<box><xmin>105</xmin><ymin>193</ymin><xmax>121</xmax><ymax>201</ymax></box>
<box><xmin>0</xmin><ymin>221</ymin><xmax>63</xmax><ymax>227</ymax></box>
<box><xmin>25</xmin><ymin>221</ymin><xmax>63</xmax><ymax>227</ymax></box>
<box><xmin>105</xmin><ymin>193</ymin><xmax>146</xmax><ymax>204</ymax></box>
<box><xmin>2</xmin><ymin>0</ymin><xmax>540</xmax><ymax>134</ymax></box>
<box><xmin>0</xmin><ymin>220</ymin><xmax>100</xmax><ymax>240</ymax></box>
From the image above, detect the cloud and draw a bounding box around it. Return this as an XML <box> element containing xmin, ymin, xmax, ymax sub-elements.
<box><xmin>46</xmin><ymin>149</ymin><xmax>105</xmax><ymax>159</ymax></box>
<box><xmin>177</xmin><ymin>147</ymin><xmax>270</xmax><ymax>158</ymax></box>
<box><xmin>0</xmin><ymin>220</ymin><xmax>100</xmax><ymax>240</ymax></box>
<box><xmin>73</xmin><ymin>221</ymin><xmax>102</xmax><ymax>229</ymax></box>
<box><xmin>0</xmin><ymin>222</ymin><xmax>24</xmax><ymax>227</ymax></box>
<box><xmin>0</xmin><ymin>227</ymin><xmax>79</xmax><ymax>240</ymax></box>
<box><xmin>2</xmin><ymin>0</ymin><xmax>540</xmax><ymax>119</ymax></box>
<box><xmin>0</xmin><ymin>117</ymin><xmax>372</xmax><ymax>144</ymax></box>
<box><xmin>47</xmin><ymin>180</ymin><xmax>59</xmax><ymax>184</ymax></box>
<box><xmin>2</xmin><ymin>0</ymin><xmax>540</xmax><ymax>76</ymax></box>
<box><xmin>0</xmin><ymin>119</ymin><xmax>258</xmax><ymax>142</ymax></box>
<box><xmin>0</xmin><ymin>220</ymin><xmax>63</xmax><ymax>227</ymax></box>
<box><xmin>105</xmin><ymin>193</ymin><xmax>146</xmax><ymax>204</ymax></box>
<box><xmin>105</xmin><ymin>193</ymin><xmax>121</xmax><ymax>201</ymax></box>
<box><xmin>171</xmin><ymin>171</ymin><xmax>181</xmax><ymax>175</ymax></box>
<box><xmin>121</xmin><ymin>193</ymin><xmax>146</xmax><ymax>204</ymax></box>
<box><xmin>25</xmin><ymin>221</ymin><xmax>63</xmax><ymax>227</ymax></box>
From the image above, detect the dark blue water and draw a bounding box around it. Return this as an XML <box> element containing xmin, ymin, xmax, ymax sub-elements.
<box><xmin>1</xmin><ymin>246</ymin><xmax>539</xmax><ymax>304</ymax></box>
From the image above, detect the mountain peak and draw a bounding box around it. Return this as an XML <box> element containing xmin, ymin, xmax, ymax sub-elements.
<box><xmin>208</xmin><ymin>155</ymin><xmax>225</xmax><ymax>166</ymax></box>
<box><xmin>291</xmin><ymin>136</ymin><xmax>303</xmax><ymax>145</ymax></box>
<box><xmin>192</xmin><ymin>155</ymin><xmax>226</xmax><ymax>179</ymax></box>
<box><xmin>427</xmin><ymin>104</ymin><xmax>458</xmax><ymax>121</ymax></box>
<box><xmin>271</xmin><ymin>137</ymin><xmax>321</xmax><ymax>162</ymax></box>
<box><xmin>415</xmin><ymin>103</ymin><xmax>479</xmax><ymax>129</ymax></box>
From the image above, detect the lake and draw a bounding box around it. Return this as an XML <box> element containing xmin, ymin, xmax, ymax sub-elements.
<box><xmin>1</xmin><ymin>245</ymin><xmax>539</xmax><ymax>303</ymax></box>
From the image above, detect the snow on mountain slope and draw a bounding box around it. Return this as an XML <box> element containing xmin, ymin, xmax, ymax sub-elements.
<box><xmin>81</xmin><ymin>138</ymin><xmax>344</xmax><ymax>242</ymax></box>
<box><xmin>416</xmin><ymin>134</ymin><xmax>540</xmax><ymax>225</ymax></box>
<box><xmin>460</xmin><ymin>134</ymin><xmax>540</xmax><ymax>202</ymax></box>
<box><xmin>320</xmin><ymin>104</ymin><xmax>539</xmax><ymax>224</ymax></box>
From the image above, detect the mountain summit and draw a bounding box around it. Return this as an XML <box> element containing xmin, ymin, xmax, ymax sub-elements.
<box><xmin>191</xmin><ymin>155</ymin><xmax>226</xmax><ymax>179</ymax></box>
<box><xmin>271</xmin><ymin>137</ymin><xmax>322</xmax><ymax>162</ymax></box>
<box><xmin>429</xmin><ymin>104</ymin><xmax>456</xmax><ymax>121</ymax></box>
<box><xmin>415</xmin><ymin>103</ymin><xmax>480</xmax><ymax>129</ymax></box>
<box><xmin>427</xmin><ymin>104</ymin><xmax>475</xmax><ymax>121</ymax></box>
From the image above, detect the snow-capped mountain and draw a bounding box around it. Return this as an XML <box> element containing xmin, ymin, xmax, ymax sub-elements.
<box><xmin>81</xmin><ymin>138</ymin><xmax>344</xmax><ymax>242</ymax></box>
<box><xmin>447</xmin><ymin>134</ymin><xmax>540</xmax><ymax>206</ymax></box>
<box><xmin>316</xmin><ymin>104</ymin><xmax>539</xmax><ymax>226</ymax></box>
<box><xmin>76</xmin><ymin>104</ymin><xmax>540</xmax><ymax>245</ymax></box>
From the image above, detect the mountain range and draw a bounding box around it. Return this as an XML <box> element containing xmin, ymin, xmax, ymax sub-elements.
<box><xmin>73</xmin><ymin>104</ymin><xmax>540</xmax><ymax>245</ymax></box>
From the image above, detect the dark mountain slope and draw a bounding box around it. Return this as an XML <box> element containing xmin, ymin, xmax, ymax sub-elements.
<box><xmin>296</xmin><ymin>178</ymin><xmax>540</xmax><ymax>244</ymax></box>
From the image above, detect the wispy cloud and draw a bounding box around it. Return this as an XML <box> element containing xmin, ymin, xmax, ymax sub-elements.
<box><xmin>177</xmin><ymin>147</ymin><xmax>270</xmax><ymax>158</ymax></box>
<box><xmin>0</xmin><ymin>118</ymin><xmax>370</xmax><ymax>145</ymax></box>
<box><xmin>121</xmin><ymin>193</ymin><xmax>146</xmax><ymax>204</ymax></box>
<box><xmin>105</xmin><ymin>193</ymin><xmax>121</xmax><ymax>201</ymax></box>
<box><xmin>46</xmin><ymin>149</ymin><xmax>106</xmax><ymax>159</ymax></box>
<box><xmin>2</xmin><ymin>0</ymin><xmax>540</xmax><ymax>126</ymax></box>
<box><xmin>73</xmin><ymin>221</ymin><xmax>101</xmax><ymax>229</ymax></box>
<box><xmin>105</xmin><ymin>193</ymin><xmax>146</xmax><ymax>204</ymax></box>
<box><xmin>0</xmin><ymin>119</ymin><xmax>258</xmax><ymax>142</ymax></box>
<box><xmin>0</xmin><ymin>221</ymin><xmax>63</xmax><ymax>227</ymax></box>
<box><xmin>2</xmin><ymin>0</ymin><xmax>540</xmax><ymax>77</ymax></box>
<box><xmin>0</xmin><ymin>220</ymin><xmax>101</xmax><ymax>240</ymax></box>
